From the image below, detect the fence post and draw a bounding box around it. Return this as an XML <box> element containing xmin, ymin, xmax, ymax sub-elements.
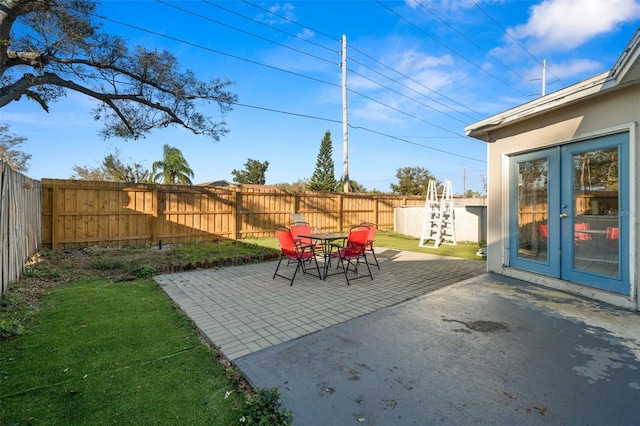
<box><xmin>232</xmin><ymin>190</ymin><xmax>241</xmax><ymax>240</ymax></box>
<box><xmin>337</xmin><ymin>194</ymin><xmax>344</xmax><ymax>231</ymax></box>
<box><xmin>51</xmin><ymin>183</ymin><xmax>59</xmax><ymax>250</ymax></box>
<box><xmin>151</xmin><ymin>187</ymin><xmax>158</xmax><ymax>244</ymax></box>
<box><xmin>373</xmin><ymin>196</ymin><xmax>379</xmax><ymax>225</ymax></box>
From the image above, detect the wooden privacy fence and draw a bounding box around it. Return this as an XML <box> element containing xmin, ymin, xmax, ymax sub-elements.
<box><xmin>41</xmin><ymin>179</ymin><xmax>425</xmax><ymax>250</ymax></box>
<box><xmin>1</xmin><ymin>162</ymin><xmax>41</xmax><ymax>295</ymax></box>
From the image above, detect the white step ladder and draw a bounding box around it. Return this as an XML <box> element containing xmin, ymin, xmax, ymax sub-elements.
<box><xmin>438</xmin><ymin>179</ymin><xmax>456</xmax><ymax>247</ymax></box>
<box><xmin>419</xmin><ymin>179</ymin><xmax>456</xmax><ymax>248</ymax></box>
<box><xmin>419</xmin><ymin>180</ymin><xmax>441</xmax><ymax>248</ymax></box>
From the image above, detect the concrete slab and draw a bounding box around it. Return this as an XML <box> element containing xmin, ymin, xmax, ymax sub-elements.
<box><xmin>235</xmin><ymin>274</ymin><xmax>640</xmax><ymax>425</ymax></box>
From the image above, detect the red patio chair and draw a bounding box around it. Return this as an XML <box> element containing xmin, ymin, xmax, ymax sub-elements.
<box><xmin>536</xmin><ymin>222</ymin><xmax>548</xmax><ymax>256</ymax></box>
<box><xmin>605</xmin><ymin>226</ymin><xmax>620</xmax><ymax>261</ymax></box>
<box><xmin>538</xmin><ymin>223</ymin><xmax>548</xmax><ymax>240</ymax></box>
<box><xmin>574</xmin><ymin>222</ymin><xmax>592</xmax><ymax>241</ymax></box>
<box><xmin>606</xmin><ymin>226</ymin><xmax>619</xmax><ymax>249</ymax></box>
<box><xmin>290</xmin><ymin>223</ymin><xmax>324</xmax><ymax>255</ymax></box>
<box><xmin>273</xmin><ymin>226</ymin><xmax>321</xmax><ymax>285</ymax></box>
<box><xmin>359</xmin><ymin>222</ymin><xmax>380</xmax><ymax>269</ymax></box>
<box><xmin>328</xmin><ymin>226</ymin><xmax>373</xmax><ymax>285</ymax></box>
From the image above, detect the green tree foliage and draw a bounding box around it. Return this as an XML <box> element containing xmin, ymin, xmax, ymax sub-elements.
<box><xmin>0</xmin><ymin>0</ymin><xmax>236</xmax><ymax>141</ymax></box>
<box><xmin>231</xmin><ymin>158</ymin><xmax>269</xmax><ymax>185</ymax></box>
<box><xmin>149</xmin><ymin>144</ymin><xmax>194</xmax><ymax>185</ymax></box>
<box><xmin>103</xmin><ymin>152</ymin><xmax>150</xmax><ymax>183</ymax></box>
<box><xmin>461</xmin><ymin>189</ymin><xmax>486</xmax><ymax>198</ymax></box>
<box><xmin>274</xmin><ymin>178</ymin><xmax>309</xmax><ymax>192</ymax></box>
<box><xmin>336</xmin><ymin>176</ymin><xmax>366</xmax><ymax>193</ymax></box>
<box><xmin>307</xmin><ymin>130</ymin><xmax>338</xmax><ymax>192</ymax></box>
<box><xmin>0</xmin><ymin>124</ymin><xmax>31</xmax><ymax>172</ymax></box>
<box><xmin>390</xmin><ymin>166</ymin><xmax>441</xmax><ymax>195</ymax></box>
<box><xmin>71</xmin><ymin>149</ymin><xmax>149</xmax><ymax>182</ymax></box>
<box><xmin>71</xmin><ymin>165</ymin><xmax>111</xmax><ymax>181</ymax></box>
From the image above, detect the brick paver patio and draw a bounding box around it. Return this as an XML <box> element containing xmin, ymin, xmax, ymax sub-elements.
<box><xmin>155</xmin><ymin>249</ymin><xmax>486</xmax><ymax>360</ymax></box>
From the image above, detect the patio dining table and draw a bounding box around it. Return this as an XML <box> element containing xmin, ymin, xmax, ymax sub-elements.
<box><xmin>297</xmin><ymin>232</ymin><xmax>348</xmax><ymax>279</ymax></box>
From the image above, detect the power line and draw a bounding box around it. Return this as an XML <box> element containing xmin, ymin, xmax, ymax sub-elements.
<box><xmin>237</xmin><ymin>0</ymin><xmax>481</xmax><ymax>127</ymax></box>
<box><xmin>469</xmin><ymin>0</ymin><xmax>564</xmax><ymax>86</ymax></box>
<box><xmin>348</xmin><ymin>125</ymin><xmax>486</xmax><ymax>163</ymax></box>
<box><xmin>347</xmin><ymin>86</ymin><xmax>467</xmax><ymax>138</ymax></box>
<box><xmin>91</xmin><ymin>7</ymin><xmax>486</xmax><ymax>162</ymax></box>
<box><xmin>234</xmin><ymin>102</ymin><xmax>341</xmax><ymax>123</ymax></box>
<box><xmin>348</xmin><ymin>48</ymin><xmax>485</xmax><ymax>119</ymax></box>
<box><xmin>230</xmin><ymin>103</ymin><xmax>486</xmax><ymax>163</ymax></box>
<box><xmin>106</xmin><ymin>3</ymin><xmax>479</xmax><ymax>139</ymax></box>
<box><xmin>202</xmin><ymin>0</ymin><xmax>336</xmax><ymax>55</ymax></box>
<box><xmin>156</xmin><ymin>0</ymin><xmax>336</xmax><ymax>66</ymax></box>
<box><xmin>375</xmin><ymin>0</ymin><xmax>530</xmax><ymax>97</ymax></box>
<box><xmin>413</xmin><ymin>0</ymin><xmax>539</xmax><ymax>92</ymax></box>
<box><xmin>348</xmin><ymin>57</ymin><xmax>478</xmax><ymax>122</ymax></box>
<box><xmin>244</xmin><ymin>0</ymin><xmax>486</xmax><ymax>119</ymax></box>
<box><xmin>241</xmin><ymin>0</ymin><xmax>339</xmax><ymax>41</ymax></box>
<box><xmin>91</xmin><ymin>12</ymin><xmax>340</xmax><ymax>88</ymax></box>
<box><xmin>347</xmin><ymin>67</ymin><xmax>470</xmax><ymax>124</ymax></box>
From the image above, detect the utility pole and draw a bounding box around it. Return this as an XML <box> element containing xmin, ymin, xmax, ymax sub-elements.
<box><xmin>541</xmin><ymin>59</ymin><xmax>547</xmax><ymax>96</ymax></box>
<box><xmin>530</xmin><ymin>59</ymin><xmax>548</xmax><ymax>98</ymax></box>
<box><xmin>341</xmin><ymin>34</ymin><xmax>350</xmax><ymax>192</ymax></box>
<box><xmin>463</xmin><ymin>167</ymin><xmax>466</xmax><ymax>196</ymax></box>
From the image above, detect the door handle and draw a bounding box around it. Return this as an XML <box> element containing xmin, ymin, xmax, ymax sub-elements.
<box><xmin>559</xmin><ymin>213</ymin><xmax>568</xmax><ymax>219</ymax></box>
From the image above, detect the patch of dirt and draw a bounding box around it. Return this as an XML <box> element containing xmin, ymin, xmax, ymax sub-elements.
<box><xmin>16</xmin><ymin>246</ymin><xmax>166</xmax><ymax>305</ymax></box>
<box><xmin>14</xmin><ymin>242</ymin><xmax>278</xmax><ymax>308</ymax></box>
<box><xmin>442</xmin><ymin>318</ymin><xmax>509</xmax><ymax>333</ymax></box>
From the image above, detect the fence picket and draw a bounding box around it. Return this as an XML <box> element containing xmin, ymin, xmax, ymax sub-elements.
<box><xmin>0</xmin><ymin>162</ymin><xmax>41</xmax><ymax>295</ymax></box>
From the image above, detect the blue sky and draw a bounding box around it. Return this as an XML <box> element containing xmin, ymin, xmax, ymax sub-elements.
<box><xmin>4</xmin><ymin>0</ymin><xmax>640</xmax><ymax>194</ymax></box>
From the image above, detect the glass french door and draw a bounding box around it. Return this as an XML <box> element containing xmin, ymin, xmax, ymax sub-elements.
<box><xmin>509</xmin><ymin>132</ymin><xmax>629</xmax><ymax>294</ymax></box>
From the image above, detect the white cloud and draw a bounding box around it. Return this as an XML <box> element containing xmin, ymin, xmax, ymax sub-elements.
<box><xmin>512</xmin><ymin>0</ymin><xmax>640</xmax><ymax>51</ymax></box>
<box><xmin>544</xmin><ymin>58</ymin><xmax>603</xmax><ymax>79</ymax></box>
<box><xmin>256</xmin><ymin>3</ymin><xmax>297</xmax><ymax>25</ymax></box>
<box><xmin>348</xmin><ymin>47</ymin><xmax>465</xmax><ymax>125</ymax></box>
<box><xmin>297</xmin><ymin>28</ymin><xmax>315</xmax><ymax>40</ymax></box>
<box><xmin>397</xmin><ymin>50</ymin><xmax>454</xmax><ymax>72</ymax></box>
<box><xmin>269</xmin><ymin>3</ymin><xmax>295</xmax><ymax>18</ymax></box>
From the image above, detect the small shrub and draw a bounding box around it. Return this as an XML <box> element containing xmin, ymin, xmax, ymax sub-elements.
<box><xmin>1</xmin><ymin>317</ymin><xmax>24</xmax><ymax>338</ymax></box>
<box><xmin>37</xmin><ymin>248</ymin><xmax>54</xmax><ymax>258</ymax></box>
<box><xmin>0</xmin><ymin>292</ymin><xmax>23</xmax><ymax>310</ymax></box>
<box><xmin>226</xmin><ymin>366</ymin><xmax>245</xmax><ymax>388</ymax></box>
<box><xmin>1</xmin><ymin>292</ymin><xmax>25</xmax><ymax>338</ymax></box>
<box><xmin>240</xmin><ymin>387</ymin><xmax>292</xmax><ymax>425</ymax></box>
<box><xmin>91</xmin><ymin>259</ymin><xmax>126</xmax><ymax>270</ymax></box>
<box><xmin>132</xmin><ymin>264</ymin><xmax>157</xmax><ymax>278</ymax></box>
<box><xmin>23</xmin><ymin>263</ymin><xmax>62</xmax><ymax>279</ymax></box>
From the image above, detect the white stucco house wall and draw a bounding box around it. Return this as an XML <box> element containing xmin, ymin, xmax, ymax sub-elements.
<box><xmin>465</xmin><ymin>29</ymin><xmax>639</xmax><ymax>311</ymax></box>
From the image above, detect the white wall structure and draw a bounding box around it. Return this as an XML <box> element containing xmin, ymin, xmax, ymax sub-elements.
<box><xmin>394</xmin><ymin>205</ymin><xmax>486</xmax><ymax>243</ymax></box>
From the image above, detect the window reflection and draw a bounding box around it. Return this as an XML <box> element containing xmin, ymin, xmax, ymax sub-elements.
<box><xmin>572</xmin><ymin>147</ymin><xmax>619</xmax><ymax>277</ymax></box>
<box><xmin>517</xmin><ymin>159</ymin><xmax>548</xmax><ymax>261</ymax></box>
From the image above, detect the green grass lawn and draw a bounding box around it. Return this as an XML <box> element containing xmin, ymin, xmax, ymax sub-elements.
<box><xmin>1</xmin><ymin>279</ymin><xmax>245</xmax><ymax>425</ymax></box>
<box><xmin>375</xmin><ymin>231</ymin><xmax>486</xmax><ymax>260</ymax></box>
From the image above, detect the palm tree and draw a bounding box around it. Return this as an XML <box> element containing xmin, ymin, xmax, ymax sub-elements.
<box><xmin>149</xmin><ymin>144</ymin><xmax>194</xmax><ymax>185</ymax></box>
